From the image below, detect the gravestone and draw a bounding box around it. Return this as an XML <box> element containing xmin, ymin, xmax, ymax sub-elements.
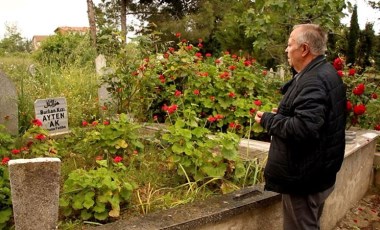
<box><xmin>96</xmin><ymin>54</ymin><xmax>116</xmax><ymax>111</ymax></box>
<box><xmin>8</xmin><ymin>158</ymin><xmax>61</xmax><ymax>230</ymax></box>
<box><xmin>34</xmin><ymin>97</ymin><xmax>69</xmax><ymax>134</ymax></box>
<box><xmin>0</xmin><ymin>70</ymin><xmax>18</xmax><ymax>135</ymax></box>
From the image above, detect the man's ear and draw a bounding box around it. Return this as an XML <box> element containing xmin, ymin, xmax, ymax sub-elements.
<box><xmin>302</xmin><ymin>43</ymin><xmax>310</xmax><ymax>57</ymax></box>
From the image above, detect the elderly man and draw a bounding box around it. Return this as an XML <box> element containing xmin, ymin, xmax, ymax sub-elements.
<box><xmin>255</xmin><ymin>24</ymin><xmax>347</xmax><ymax>230</ymax></box>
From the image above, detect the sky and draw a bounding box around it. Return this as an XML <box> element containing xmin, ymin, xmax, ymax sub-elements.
<box><xmin>0</xmin><ymin>0</ymin><xmax>379</xmax><ymax>40</ymax></box>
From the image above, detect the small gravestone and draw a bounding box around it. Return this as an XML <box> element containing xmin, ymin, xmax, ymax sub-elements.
<box><xmin>34</xmin><ymin>97</ymin><xmax>69</xmax><ymax>134</ymax></box>
<box><xmin>96</xmin><ymin>54</ymin><xmax>116</xmax><ymax>111</ymax></box>
<box><xmin>8</xmin><ymin>158</ymin><xmax>61</xmax><ymax>230</ymax></box>
<box><xmin>0</xmin><ymin>70</ymin><xmax>18</xmax><ymax>135</ymax></box>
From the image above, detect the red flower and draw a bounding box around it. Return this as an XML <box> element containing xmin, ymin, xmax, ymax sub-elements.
<box><xmin>215</xmin><ymin>114</ymin><xmax>224</xmax><ymax>120</ymax></box>
<box><xmin>92</xmin><ymin>121</ymin><xmax>98</xmax><ymax>126</ymax></box>
<box><xmin>113</xmin><ymin>156</ymin><xmax>123</xmax><ymax>163</ymax></box>
<box><xmin>374</xmin><ymin>124</ymin><xmax>380</xmax><ymax>131</ymax></box>
<box><xmin>228</xmin><ymin>92</ymin><xmax>235</xmax><ymax>98</ymax></box>
<box><xmin>333</xmin><ymin>57</ymin><xmax>343</xmax><ymax>71</ymax></box>
<box><xmin>187</xmin><ymin>45</ymin><xmax>193</xmax><ymax>50</ymax></box>
<box><xmin>348</xmin><ymin>68</ymin><xmax>356</xmax><ymax>76</ymax></box>
<box><xmin>254</xmin><ymin>100</ymin><xmax>262</xmax><ymax>106</ymax></box>
<box><xmin>168</xmin><ymin>47</ymin><xmax>175</xmax><ymax>53</ymax></box>
<box><xmin>352</xmin><ymin>83</ymin><xmax>365</xmax><ymax>96</ymax></box>
<box><xmin>35</xmin><ymin>134</ymin><xmax>46</xmax><ymax>141</ymax></box>
<box><xmin>205</xmin><ymin>53</ymin><xmax>212</xmax><ymax>57</ymax></box>
<box><xmin>167</xmin><ymin>105</ymin><xmax>178</xmax><ymax>114</ymax></box>
<box><xmin>219</xmin><ymin>71</ymin><xmax>230</xmax><ymax>79</ymax></box>
<box><xmin>229</xmin><ymin>122</ymin><xmax>237</xmax><ymax>128</ymax></box>
<box><xmin>95</xmin><ymin>155</ymin><xmax>103</xmax><ymax>161</ymax></box>
<box><xmin>162</xmin><ymin>104</ymin><xmax>178</xmax><ymax>114</ymax></box>
<box><xmin>159</xmin><ymin>74</ymin><xmax>165</xmax><ymax>83</ymax></box>
<box><xmin>193</xmin><ymin>89</ymin><xmax>200</xmax><ymax>95</ymax></box>
<box><xmin>153</xmin><ymin>115</ymin><xmax>158</xmax><ymax>121</ymax></box>
<box><xmin>133</xmin><ymin>150</ymin><xmax>138</xmax><ymax>155</ymax></box>
<box><xmin>371</xmin><ymin>93</ymin><xmax>378</xmax><ymax>99</ymax></box>
<box><xmin>26</xmin><ymin>141</ymin><xmax>34</xmax><ymax>148</ymax></box>
<box><xmin>244</xmin><ymin>60</ymin><xmax>252</xmax><ymax>66</ymax></box>
<box><xmin>207</xmin><ymin>116</ymin><xmax>217</xmax><ymax>122</ymax></box>
<box><xmin>20</xmin><ymin>146</ymin><xmax>28</xmax><ymax>152</ymax></box>
<box><xmin>174</xmin><ymin>90</ymin><xmax>182</xmax><ymax>97</ymax></box>
<box><xmin>197</xmin><ymin>43</ymin><xmax>203</xmax><ymax>48</ymax></box>
<box><xmin>346</xmin><ymin>100</ymin><xmax>353</xmax><ymax>111</ymax></box>
<box><xmin>1</xmin><ymin>157</ymin><xmax>10</xmax><ymax>165</ymax></box>
<box><xmin>215</xmin><ymin>59</ymin><xmax>221</xmax><ymax>64</ymax></box>
<box><xmin>353</xmin><ymin>104</ymin><xmax>366</xmax><ymax>115</ymax></box>
<box><xmin>32</xmin><ymin>119</ymin><xmax>43</xmax><ymax>127</ymax></box>
<box><xmin>228</xmin><ymin>65</ymin><xmax>237</xmax><ymax>71</ymax></box>
<box><xmin>195</xmin><ymin>52</ymin><xmax>202</xmax><ymax>58</ymax></box>
<box><xmin>11</xmin><ymin>149</ymin><xmax>20</xmax><ymax>155</ymax></box>
<box><xmin>103</xmin><ymin>120</ymin><xmax>110</xmax><ymax>125</ymax></box>
<box><xmin>337</xmin><ymin>70</ymin><xmax>344</xmax><ymax>77</ymax></box>
<box><xmin>250</xmin><ymin>108</ymin><xmax>256</xmax><ymax>115</ymax></box>
<box><xmin>210</xmin><ymin>96</ymin><xmax>215</xmax><ymax>101</ymax></box>
<box><xmin>82</xmin><ymin>120</ymin><xmax>88</xmax><ymax>127</ymax></box>
<box><xmin>175</xmin><ymin>32</ymin><xmax>181</xmax><ymax>38</ymax></box>
<box><xmin>101</xmin><ymin>105</ymin><xmax>107</xmax><ymax>110</ymax></box>
<box><xmin>262</xmin><ymin>70</ymin><xmax>268</xmax><ymax>76</ymax></box>
<box><xmin>199</xmin><ymin>72</ymin><xmax>209</xmax><ymax>77</ymax></box>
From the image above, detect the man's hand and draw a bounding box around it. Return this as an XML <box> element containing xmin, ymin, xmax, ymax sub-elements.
<box><xmin>255</xmin><ymin>111</ymin><xmax>264</xmax><ymax>124</ymax></box>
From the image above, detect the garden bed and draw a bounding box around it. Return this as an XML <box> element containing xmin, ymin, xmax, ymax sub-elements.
<box><xmin>84</xmin><ymin>129</ymin><xmax>379</xmax><ymax>230</ymax></box>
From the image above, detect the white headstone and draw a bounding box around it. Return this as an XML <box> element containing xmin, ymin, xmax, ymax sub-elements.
<box><xmin>96</xmin><ymin>54</ymin><xmax>116</xmax><ymax>110</ymax></box>
<box><xmin>34</xmin><ymin>97</ymin><xmax>69</xmax><ymax>134</ymax></box>
<box><xmin>0</xmin><ymin>70</ymin><xmax>18</xmax><ymax>135</ymax></box>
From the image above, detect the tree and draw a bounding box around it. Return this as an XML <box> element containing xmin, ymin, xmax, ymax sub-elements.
<box><xmin>238</xmin><ymin>0</ymin><xmax>347</xmax><ymax>68</ymax></box>
<box><xmin>87</xmin><ymin>0</ymin><xmax>97</xmax><ymax>51</ymax></box>
<box><xmin>356</xmin><ymin>22</ymin><xmax>375</xmax><ymax>71</ymax></box>
<box><xmin>0</xmin><ymin>23</ymin><xmax>31</xmax><ymax>54</ymax></box>
<box><xmin>346</xmin><ymin>4</ymin><xmax>360</xmax><ymax>66</ymax></box>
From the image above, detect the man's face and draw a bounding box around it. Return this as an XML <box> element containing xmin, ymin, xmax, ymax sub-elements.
<box><xmin>285</xmin><ymin>29</ymin><xmax>303</xmax><ymax>72</ymax></box>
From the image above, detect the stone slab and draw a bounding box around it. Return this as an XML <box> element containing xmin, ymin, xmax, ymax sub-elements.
<box><xmin>8</xmin><ymin>158</ymin><xmax>61</xmax><ymax>230</ymax></box>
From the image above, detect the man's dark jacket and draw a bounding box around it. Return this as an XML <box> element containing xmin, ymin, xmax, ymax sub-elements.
<box><xmin>260</xmin><ymin>55</ymin><xmax>347</xmax><ymax>195</ymax></box>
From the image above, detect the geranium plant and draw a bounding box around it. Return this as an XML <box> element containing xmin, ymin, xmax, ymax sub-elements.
<box><xmin>333</xmin><ymin>57</ymin><xmax>380</xmax><ymax>130</ymax></box>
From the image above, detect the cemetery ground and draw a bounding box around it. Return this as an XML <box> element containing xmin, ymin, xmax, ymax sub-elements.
<box><xmin>334</xmin><ymin>186</ymin><xmax>380</xmax><ymax>230</ymax></box>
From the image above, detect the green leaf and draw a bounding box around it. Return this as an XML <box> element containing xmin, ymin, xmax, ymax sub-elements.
<box><xmin>202</xmin><ymin>164</ymin><xmax>226</xmax><ymax>178</ymax></box>
<box><xmin>253</xmin><ymin>122</ymin><xmax>264</xmax><ymax>133</ymax></box>
<box><xmin>80</xmin><ymin>209</ymin><xmax>92</xmax><ymax>220</ymax></box>
<box><xmin>172</xmin><ymin>143</ymin><xmax>185</xmax><ymax>153</ymax></box>
<box><xmin>83</xmin><ymin>192</ymin><xmax>95</xmax><ymax>209</ymax></box>
<box><xmin>221</xmin><ymin>148</ymin><xmax>237</xmax><ymax>160</ymax></box>
<box><xmin>192</xmin><ymin>127</ymin><xmax>209</xmax><ymax>138</ymax></box>
<box><xmin>0</xmin><ymin>209</ymin><xmax>12</xmax><ymax>224</ymax></box>
<box><xmin>234</xmin><ymin>162</ymin><xmax>246</xmax><ymax>179</ymax></box>
<box><xmin>175</xmin><ymin>119</ymin><xmax>186</xmax><ymax>129</ymax></box>
<box><xmin>93</xmin><ymin>202</ymin><xmax>106</xmax><ymax>213</ymax></box>
<box><xmin>61</xmin><ymin>207</ymin><xmax>72</xmax><ymax>217</ymax></box>
<box><xmin>59</xmin><ymin>197</ymin><xmax>70</xmax><ymax>207</ymax></box>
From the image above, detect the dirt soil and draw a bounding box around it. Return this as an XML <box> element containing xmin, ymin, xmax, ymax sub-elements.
<box><xmin>334</xmin><ymin>187</ymin><xmax>380</xmax><ymax>230</ymax></box>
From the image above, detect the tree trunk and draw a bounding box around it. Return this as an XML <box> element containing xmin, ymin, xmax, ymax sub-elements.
<box><xmin>87</xmin><ymin>0</ymin><xmax>97</xmax><ymax>51</ymax></box>
<box><xmin>120</xmin><ymin>0</ymin><xmax>127</xmax><ymax>45</ymax></box>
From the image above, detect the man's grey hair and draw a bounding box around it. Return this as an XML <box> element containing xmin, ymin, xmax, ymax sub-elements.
<box><xmin>293</xmin><ymin>24</ymin><xmax>327</xmax><ymax>55</ymax></box>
